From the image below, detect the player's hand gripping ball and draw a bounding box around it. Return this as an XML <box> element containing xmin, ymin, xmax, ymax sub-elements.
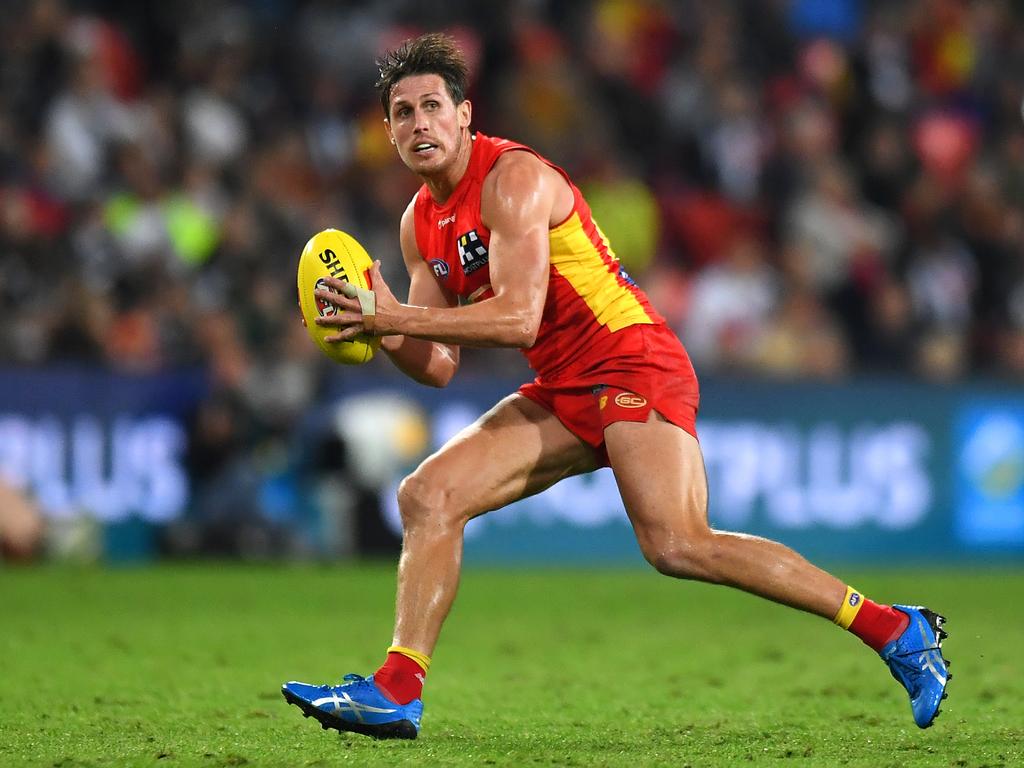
<box><xmin>297</xmin><ymin>228</ymin><xmax>381</xmax><ymax>365</ymax></box>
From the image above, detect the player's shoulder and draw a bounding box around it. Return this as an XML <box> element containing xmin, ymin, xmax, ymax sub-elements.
<box><xmin>488</xmin><ymin>146</ymin><xmax>546</xmax><ymax>178</ymax></box>
<box><xmin>402</xmin><ymin>190</ymin><xmax>421</xmax><ymax>220</ymax></box>
<box><xmin>402</xmin><ymin>188</ymin><xmax>430</xmax><ymax>229</ymax></box>
<box><xmin>400</xmin><ymin>191</ymin><xmax>425</xmax><ymax>249</ymax></box>
<box><xmin>482</xmin><ymin>149</ymin><xmax>550</xmax><ymax>203</ymax></box>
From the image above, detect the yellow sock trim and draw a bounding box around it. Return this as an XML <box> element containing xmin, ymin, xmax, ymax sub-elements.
<box><xmin>833</xmin><ymin>586</ymin><xmax>865</xmax><ymax>629</ymax></box>
<box><xmin>387</xmin><ymin>645</ymin><xmax>431</xmax><ymax>673</ymax></box>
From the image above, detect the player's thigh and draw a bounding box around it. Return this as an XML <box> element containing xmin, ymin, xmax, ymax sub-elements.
<box><xmin>401</xmin><ymin>393</ymin><xmax>598</xmax><ymax>523</ymax></box>
<box><xmin>603</xmin><ymin>413</ymin><xmax>710</xmax><ymax>550</ymax></box>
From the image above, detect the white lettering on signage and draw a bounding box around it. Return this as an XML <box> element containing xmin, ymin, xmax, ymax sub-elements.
<box><xmin>699</xmin><ymin>420</ymin><xmax>932</xmax><ymax>530</ymax></box>
<box><xmin>0</xmin><ymin>415</ymin><xmax>188</xmax><ymax>523</ymax></box>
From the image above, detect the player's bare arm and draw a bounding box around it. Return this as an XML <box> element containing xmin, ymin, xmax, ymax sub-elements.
<box><xmin>376</xmin><ymin>199</ymin><xmax>460</xmax><ymax>386</ymax></box>
<box><xmin>316</xmin><ymin>152</ymin><xmax>563</xmax><ymax>348</ymax></box>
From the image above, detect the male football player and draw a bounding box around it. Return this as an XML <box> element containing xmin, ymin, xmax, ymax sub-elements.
<box><xmin>282</xmin><ymin>33</ymin><xmax>949</xmax><ymax>739</ymax></box>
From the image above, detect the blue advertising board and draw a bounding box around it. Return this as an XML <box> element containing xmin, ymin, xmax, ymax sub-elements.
<box><xmin>0</xmin><ymin>368</ymin><xmax>205</xmax><ymax>525</ymax></box>
<box><xmin>3</xmin><ymin>366</ymin><xmax>1023</xmax><ymax>564</ymax></box>
<box><xmin>954</xmin><ymin>402</ymin><xmax>1024</xmax><ymax>547</ymax></box>
<box><xmin>326</xmin><ymin>373</ymin><xmax>1024</xmax><ymax>564</ymax></box>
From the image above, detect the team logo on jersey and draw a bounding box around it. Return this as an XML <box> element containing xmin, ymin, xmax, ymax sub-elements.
<box><xmin>614</xmin><ymin>393</ymin><xmax>648</xmax><ymax>409</ymax></box>
<box><xmin>429</xmin><ymin>258</ymin><xmax>450</xmax><ymax>279</ymax></box>
<box><xmin>457</xmin><ymin>229</ymin><xmax>489</xmax><ymax>275</ymax></box>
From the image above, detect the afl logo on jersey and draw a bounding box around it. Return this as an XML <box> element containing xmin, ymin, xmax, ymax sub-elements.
<box><xmin>457</xmin><ymin>229</ymin><xmax>489</xmax><ymax>275</ymax></box>
<box><xmin>430</xmin><ymin>259</ymin><xmax>449</xmax><ymax>279</ymax></box>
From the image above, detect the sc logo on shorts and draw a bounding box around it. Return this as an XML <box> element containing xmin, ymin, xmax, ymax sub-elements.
<box><xmin>614</xmin><ymin>393</ymin><xmax>648</xmax><ymax>409</ymax></box>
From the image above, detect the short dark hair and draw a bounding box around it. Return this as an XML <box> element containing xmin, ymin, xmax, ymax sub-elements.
<box><xmin>375</xmin><ymin>33</ymin><xmax>468</xmax><ymax>118</ymax></box>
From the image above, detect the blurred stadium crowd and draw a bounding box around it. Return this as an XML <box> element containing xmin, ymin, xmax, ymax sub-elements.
<box><xmin>5</xmin><ymin>0</ymin><xmax>1024</xmax><ymax>383</ymax></box>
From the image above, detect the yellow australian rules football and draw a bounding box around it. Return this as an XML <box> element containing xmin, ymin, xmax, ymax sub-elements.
<box><xmin>297</xmin><ymin>228</ymin><xmax>381</xmax><ymax>365</ymax></box>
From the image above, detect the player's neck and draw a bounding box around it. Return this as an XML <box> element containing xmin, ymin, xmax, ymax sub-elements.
<box><xmin>420</xmin><ymin>129</ymin><xmax>474</xmax><ymax>204</ymax></box>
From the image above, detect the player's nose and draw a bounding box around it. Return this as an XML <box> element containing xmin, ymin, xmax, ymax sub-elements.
<box><xmin>413</xmin><ymin>108</ymin><xmax>431</xmax><ymax>131</ymax></box>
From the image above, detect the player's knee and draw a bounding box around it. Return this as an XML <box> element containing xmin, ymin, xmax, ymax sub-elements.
<box><xmin>642</xmin><ymin>533</ymin><xmax>722</xmax><ymax>583</ymax></box>
<box><xmin>396</xmin><ymin>468</ymin><xmax>462</xmax><ymax>531</ymax></box>
<box><xmin>396</xmin><ymin>471</ymin><xmax>438</xmax><ymax>529</ymax></box>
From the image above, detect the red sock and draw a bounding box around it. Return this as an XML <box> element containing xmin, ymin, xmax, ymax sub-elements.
<box><xmin>374</xmin><ymin>652</ymin><xmax>426</xmax><ymax>705</ymax></box>
<box><xmin>848</xmin><ymin>600</ymin><xmax>909</xmax><ymax>652</ymax></box>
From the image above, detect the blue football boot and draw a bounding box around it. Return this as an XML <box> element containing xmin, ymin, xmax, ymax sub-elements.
<box><xmin>880</xmin><ymin>605</ymin><xmax>951</xmax><ymax>728</ymax></box>
<box><xmin>282</xmin><ymin>674</ymin><xmax>422</xmax><ymax>740</ymax></box>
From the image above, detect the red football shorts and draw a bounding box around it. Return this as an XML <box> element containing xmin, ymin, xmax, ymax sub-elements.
<box><xmin>519</xmin><ymin>323</ymin><xmax>699</xmax><ymax>467</ymax></box>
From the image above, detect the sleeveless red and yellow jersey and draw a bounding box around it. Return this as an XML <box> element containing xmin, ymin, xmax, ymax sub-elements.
<box><xmin>412</xmin><ymin>132</ymin><xmax>666</xmax><ymax>382</ymax></box>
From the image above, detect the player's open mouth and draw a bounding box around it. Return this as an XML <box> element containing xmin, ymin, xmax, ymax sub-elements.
<box><xmin>413</xmin><ymin>143</ymin><xmax>438</xmax><ymax>154</ymax></box>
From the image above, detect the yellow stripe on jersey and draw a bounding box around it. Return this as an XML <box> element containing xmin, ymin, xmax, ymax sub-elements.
<box><xmin>548</xmin><ymin>212</ymin><xmax>653</xmax><ymax>332</ymax></box>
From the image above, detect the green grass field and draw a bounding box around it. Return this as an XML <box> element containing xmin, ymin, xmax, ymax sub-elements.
<box><xmin>1</xmin><ymin>564</ymin><xmax>1022</xmax><ymax>767</ymax></box>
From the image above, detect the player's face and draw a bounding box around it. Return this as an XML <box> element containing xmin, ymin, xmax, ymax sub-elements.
<box><xmin>386</xmin><ymin>74</ymin><xmax>471</xmax><ymax>176</ymax></box>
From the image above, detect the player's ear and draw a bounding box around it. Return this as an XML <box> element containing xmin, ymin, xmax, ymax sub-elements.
<box><xmin>457</xmin><ymin>99</ymin><xmax>472</xmax><ymax>130</ymax></box>
<box><xmin>384</xmin><ymin>119</ymin><xmax>395</xmax><ymax>146</ymax></box>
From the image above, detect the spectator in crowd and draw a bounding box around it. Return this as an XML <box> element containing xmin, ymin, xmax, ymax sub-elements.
<box><xmin>682</xmin><ymin>232</ymin><xmax>779</xmax><ymax>371</ymax></box>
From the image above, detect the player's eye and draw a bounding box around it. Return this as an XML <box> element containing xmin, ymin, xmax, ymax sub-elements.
<box><xmin>425</xmin><ymin>101</ymin><xmax>438</xmax><ymax>111</ymax></box>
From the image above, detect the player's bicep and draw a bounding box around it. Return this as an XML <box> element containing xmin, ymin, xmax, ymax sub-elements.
<box><xmin>487</xmin><ymin>220</ymin><xmax>550</xmax><ymax>300</ymax></box>
<box><xmin>481</xmin><ymin>155</ymin><xmax>554</xmax><ymax>318</ymax></box>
